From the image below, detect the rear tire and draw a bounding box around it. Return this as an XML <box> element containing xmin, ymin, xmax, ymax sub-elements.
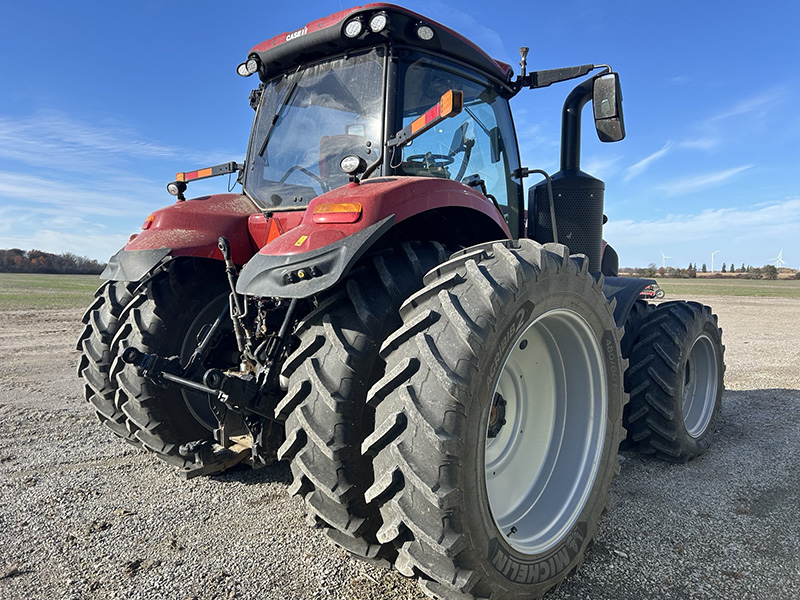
<box><xmin>625</xmin><ymin>300</ymin><xmax>724</xmax><ymax>462</ymax></box>
<box><xmin>277</xmin><ymin>242</ymin><xmax>448</xmax><ymax>562</ymax></box>
<box><xmin>363</xmin><ymin>240</ymin><xmax>626</xmax><ymax>600</ymax></box>
<box><xmin>110</xmin><ymin>259</ymin><xmax>233</xmax><ymax>467</ymax></box>
<box><xmin>77</xmin><ymin>281</ymin><xmax>139</xmax><ymax>445</ymax></box>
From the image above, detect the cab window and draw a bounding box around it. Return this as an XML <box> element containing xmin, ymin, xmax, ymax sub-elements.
<box><xmin>396</xmin><ymin>53</ymin><xmax>521</xmax><ymax>233</ymax></box>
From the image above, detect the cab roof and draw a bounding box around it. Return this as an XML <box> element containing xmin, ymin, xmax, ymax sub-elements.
<box><xmin>246</xmin><ymin>4</ymin><xmax>512</xmax><ymax>83</ymax></box>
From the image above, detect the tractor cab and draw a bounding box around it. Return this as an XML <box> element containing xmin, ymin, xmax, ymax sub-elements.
<box><xmin>240</xmin><ymin>6</ymin><xmax>525</xmax><ymax>237</ymax></box>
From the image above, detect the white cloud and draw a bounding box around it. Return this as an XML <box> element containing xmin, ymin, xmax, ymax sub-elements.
<box><xmin>0</xmin><ymin>171</ymin><xmax>158</xmax><ymax>217</ymax></box>
<box><xmin>582</xmin><ymin>154</ymin><xmax>623</xmax><ymax>181</ymax></box>
<box><xmin>710</xmin><ymin>87</ymin><xmax>787</xmax><ymax>122</ymax></box>
<box><xmin>0</xmin><ymin>170</ymin><xmax>170</xmax><ymax>260</ymax></box>
<box><xmin>624</xmin><ymin>141</ymin><xmax>674</xmax><ymax>181</ymax></box>
<box><xmin>0</xmin><ymin>227</ymin><xmax>130</xmax><ymax>263</ymax></box>
<box><xmin>606</xmin><ymin>198</ymin><xmax>800</xmax><ymax>267</ymax></box>
<box><xmin>678</xmin><ymin>137</ymin><xmax>719</xmax><ymax>151</ymax></box>
<box><xmin>0</xmin><ymin>112</ymin><xmax>232</xmax><ymax>174</ymax></box>
<box><xmin>657</xmin><ymin>164</ymin><xmax>754</xmax><ymax>196</ymax></box>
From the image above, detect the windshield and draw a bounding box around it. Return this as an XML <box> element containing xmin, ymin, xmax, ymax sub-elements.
<box><xmin>244</xmin><ymin>48</ymin><xmax>385</xmax><ymax>209</ymax></box>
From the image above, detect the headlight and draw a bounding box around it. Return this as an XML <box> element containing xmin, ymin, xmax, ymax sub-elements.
<box><xmin>344</xmin><ymin>18</ymin><xmax>363</xmax><ymax>38</ymax></box>
<box><xmin>416</xmin><ymin>24</ymin><xmax>435</xmax><ymax>41</ymax></box>
<box><xmin>368</xmin><ymin>12</ymin><xmax>389</xmax><ymax>33</ymax></box>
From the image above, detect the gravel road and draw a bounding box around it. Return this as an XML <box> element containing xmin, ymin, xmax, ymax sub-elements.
<box><xmin>1</xmin><ymin>295</ymin><xmax>798</xmax><ymax>600</ymax></box>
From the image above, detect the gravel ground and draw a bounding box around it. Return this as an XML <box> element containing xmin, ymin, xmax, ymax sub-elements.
<box><xmin>0</xmin><ymin>295</ymin><xmax>798</xmax><ymax>600</ymax></box>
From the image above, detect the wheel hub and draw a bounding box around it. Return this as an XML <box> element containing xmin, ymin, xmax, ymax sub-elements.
<box><xmin>681</xmin><ymin>333</ymin><xmax>719</xmax><ymax>438</ymax></box>
<box><xmin>487</xmin><ymin>393</ymin><xmax>507</xmax><ymax>438</ymax></box>
<box><xmin>484</xmin><ymin>309</ymin><xmax>607</xmax><ymax>554</ymax></box>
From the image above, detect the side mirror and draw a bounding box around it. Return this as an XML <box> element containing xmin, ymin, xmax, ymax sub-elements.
<box><xmin>593</xmin><ymin>73</ymin><xmax>625</xmax><ymax>142</ymax></box>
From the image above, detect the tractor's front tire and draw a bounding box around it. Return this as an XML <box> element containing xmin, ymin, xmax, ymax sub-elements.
<box><xmin>625</xmin><ymin>301</ymin><xmax>724</xmax><ymax>462</ymax></box>
<box><xmin>110</xmin><ymin>259</ymin><xmax>233</xmax><ymax>467</ymax></box>
<box><xmin>364</xmin><ymin>240</ymin><xmax>626</xmax><ymax>600</ymax></box>
<box><xmin>278</xmin><ymin>242</ymin><xmax>448</xmax><ymax>563</ymax></box>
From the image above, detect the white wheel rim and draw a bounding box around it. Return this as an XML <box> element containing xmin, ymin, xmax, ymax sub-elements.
<box><xmin>682</xmin><ymin>333</ymin><xmax>718</xmax><ymax>438</ymax></box>
<box><xmin>485</xmin><ymin>308</ymin><xmax>607</xmax><ymax>554</ymax></box>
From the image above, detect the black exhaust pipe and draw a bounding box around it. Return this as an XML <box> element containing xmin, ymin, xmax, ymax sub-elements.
<box><xmin>529</xmin><ymin>77</ymin><xmax>605</xmax><ymax>273</ymax></box>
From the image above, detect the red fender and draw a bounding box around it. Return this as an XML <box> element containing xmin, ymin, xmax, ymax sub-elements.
<box><xmin>259</xmin><ymin>176</ymin><xmax>510</xmax><ymax>256</ymax></box>
<box><xmin>125</xmin><ymin>194</ymin><xmax>261</xmax><ymax>265</ymax></box>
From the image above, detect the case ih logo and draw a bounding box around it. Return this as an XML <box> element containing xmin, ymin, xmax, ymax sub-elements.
<box><xmin>286</xmin><ymin>27</ymin><xmax>308</xmax><ymax>42</ymax></box>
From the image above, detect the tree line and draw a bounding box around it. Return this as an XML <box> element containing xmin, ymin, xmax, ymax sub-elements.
<box><xmin>1</xmin><ymin>248</ymin><xmax>106</xmax><ymax>274</ymax></box>
<box><xmin>620</xmin><ymin>263</ymin><xmax>798</xmax><ymax>280</ymax></box>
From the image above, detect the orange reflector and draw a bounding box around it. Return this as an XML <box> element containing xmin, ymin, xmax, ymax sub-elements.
<box><xmin>266</xmin><ymin>217</ymin><xmax>285</xmax><ymax>244</ymax></box>
<box><xmin>142</xmin><ymin>214</ymin><xmax>155</xmax><ymax>230</ymax></box>
<box><xmin>312</xmin><ymin>202</ymin><xmax>362</xmax><ymax>223</ymax></box>
<box><xmin>181</xmin><ymin>167</ymin><xmax>213</xmax><ymax>182</ymax></box>
<box><xmin>440</xmin><ymin>89</ymin><xmax>461</xmax><ymax>117</ymax></box>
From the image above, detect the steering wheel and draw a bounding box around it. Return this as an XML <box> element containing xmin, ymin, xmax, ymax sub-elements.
<box><xmin>405</xmin><ymin>153</ymin><xmax>455</xmax><ymax>170</ymax></box>
<box><xmin>278</xmin><ymin>165</ymin><xmax>328</xmax><ymax>192</ymax></box>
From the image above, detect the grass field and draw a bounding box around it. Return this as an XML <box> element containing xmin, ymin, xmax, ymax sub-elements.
<box><xmin>655</xmin><ymin>277</ymin><xmax>800</xmax><ymax>299</ymax></box>
<box><xmin>1</xmin><ymin>272</ymin><xmax>799</xmax><ymax>311</ymax></box>
<box><xmin>0</xmin><ymin>273</ymin><xmax>101</xmax><ymax>310</ymax></box>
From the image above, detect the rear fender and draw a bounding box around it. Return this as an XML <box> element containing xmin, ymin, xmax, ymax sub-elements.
<box><xmin>102</xmin><ymin>193</ymin><xmax>261</xmax><ymax>282</ymax></box>
<box><xmin>602</xmin><ymin>276</ymin><xmax>654</xmax><ymax>328</ymax></box>
<box><xmin>236</xmin><ymin>177</ymin><xmax>509</xmax><ymax>298</ymax></box>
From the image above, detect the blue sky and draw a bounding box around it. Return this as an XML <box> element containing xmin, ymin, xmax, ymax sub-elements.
<box><xmin>1</xmin><ymin>0</ymin><xmax>798</xmax><ymax>269</ymax></box>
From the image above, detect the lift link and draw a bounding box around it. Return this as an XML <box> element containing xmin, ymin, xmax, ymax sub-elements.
<box><xmin>218</xmin><ymin>236</ymin><xmax>249</xmax><ymax>358</ymax></box>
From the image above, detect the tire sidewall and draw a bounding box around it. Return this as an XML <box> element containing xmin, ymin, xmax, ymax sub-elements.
<box><xmin>457</xmin><ymin>275</ymin><xmax>624</xmax><ymax>595</ymax></box>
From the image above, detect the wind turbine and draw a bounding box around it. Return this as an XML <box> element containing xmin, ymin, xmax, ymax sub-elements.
<box><xmin>768</xmin><ymin>250</ymin><xmax>788</xmax><ymax>268</ymax></box>
<box><xmin>659</xmin><ymin>250</ymin><xmax>672</xmax><ymax>269</ymax></box>
<box><xmin>711</xmin><ymin>250</ymin><xmax>721</xmax><ymax>273</ymax></box>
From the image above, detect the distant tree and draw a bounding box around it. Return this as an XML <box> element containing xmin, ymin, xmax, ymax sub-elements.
<box><xmin>721</xmin><ymin>263</ymin><xmax>726</xmax><ymax>273</ymax></box>
<box><xmin>701</xmin><ymin>263</ymin><xmax>707</xmax><ymax>273</ymax></box>
<box><xmin>762</xmin><ymin>264</ymin><xmax>778</xmax><ymax>280</ymax></box>
<box><xmin>741</xmin><ymin>263</ymin><xmax>746</xmax><ymax>273</ymax></box>
<box><xmin>686</xmin><ymin>263</ymin><xmax>697</xmax><ymax>278</ymax></box>
<box><xmin>0</xmin><ymin>248</ymin><xmax>105</xmax><ymax>274</ymax></box>
<box><xmin>644</xmin><ymin>263</ymin><xmax>657</xmax><ymax>277</ymax></box>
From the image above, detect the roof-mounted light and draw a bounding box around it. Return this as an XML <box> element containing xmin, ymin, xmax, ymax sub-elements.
<box><xmin>344</xmin><ymin>18</ymin><xmax>363</xmax><ymax>38</ymax></box>
<box><xmin>236</xmin><ymin>56</ymin><xmax>260</xmax><ymax>77</ymax></box>
<box><xmin>368</xmin><ymin>12</ymin><xmax>389</xmax><ymax>33</ymax></box>
<box><xmin>416</xmin><ymin>23</ymin><xmax>435</xmax><ymax>41</ymax></box>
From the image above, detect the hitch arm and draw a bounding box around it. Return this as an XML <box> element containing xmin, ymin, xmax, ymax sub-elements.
<box><xmin>121</xmin><ymin>347</ymin><xmax>274</xmax><ymax>420</ymax></box>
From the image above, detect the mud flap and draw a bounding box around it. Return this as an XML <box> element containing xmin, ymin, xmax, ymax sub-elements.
<box><xmin>101</xmin><ymin>247</ymin><xmax>171</xmax><ymax>282</ymax></box>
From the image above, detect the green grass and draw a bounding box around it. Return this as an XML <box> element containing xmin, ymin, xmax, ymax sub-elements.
<box><xmin>655</xmin><ymin>277</ymin><xmax>800</xmax><ymax>299</ymax></box>
<box><xmin>2</xmin><ymin>272</ymin><xmax>799</xmax><ymax>312</ymax></box>
<box><xmin>0</xmin><ymin>273</ymin><xmax>102</xmax><ymax>310</ymax></box>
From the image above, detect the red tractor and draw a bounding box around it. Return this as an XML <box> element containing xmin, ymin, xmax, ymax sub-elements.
<box><xmin>77</xmin><ymin>5</ymin><xmax>725</xmax><ymax>599</ymax></box>
<box><xmin>639</xmin><ymin>282</ymin><xmax>666</xmax><ymax>299</ymax></box>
